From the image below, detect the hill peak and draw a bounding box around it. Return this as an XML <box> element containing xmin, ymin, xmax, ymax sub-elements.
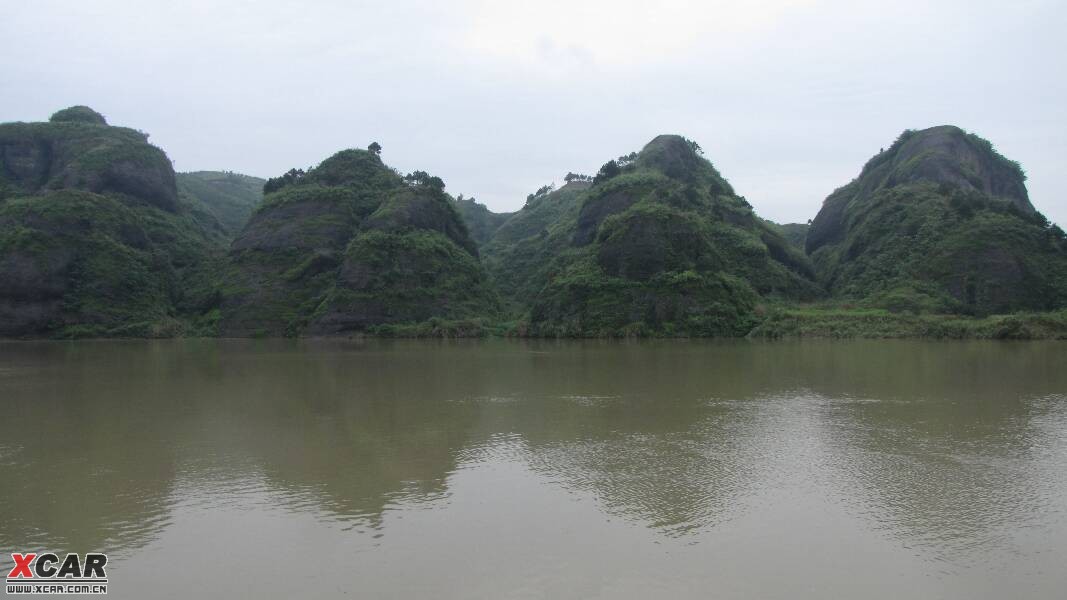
<box><xmin>635</xmin><ymin>134</ymin><xmax>703</xmax><ymax>177</ymax></box>
<box><xmin>49</xmin><ymin>105</ymin><xmax>107</xmax><ymax>125</ymax></box>
<box><xmin>862</xmin><ymin>125</ymin><xmax>1031</xmax><ymax>211</ymax></box>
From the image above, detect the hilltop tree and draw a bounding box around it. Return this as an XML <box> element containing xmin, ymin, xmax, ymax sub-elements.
<box><xmin>593</xmin><ymin>159</ymin><xmax>621</xmax><ymax>184</ymax></box>
<box><xmin>263</xmin><ymin>168</ymin><xmax>306</xmax><ymax>194</ymax></box>
<box><xmin>564</xmin><ymin>172</ymin><xmax>593</xmax><ymax>183</ymax></box>
<box><xmin>368</xmin><ymin>141</ymin><xmax>382</xmax><ymax>155</ymax></box>
<box><xmin>526</xmin><ymin>183</ymin><xmax>555</xmax><ymax>204</ymax></box>
<box><xmin>404</xmin><ymin>170</ymin><xmax>445</xmax><ymax>191</ymax></box>
<box><xmin>616</xmin><ymin>152</ymin><xmax>638</xmax><ymax>168</ymax></box>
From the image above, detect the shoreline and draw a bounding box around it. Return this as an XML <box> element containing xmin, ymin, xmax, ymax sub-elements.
<box><xmin>5</xmin><ymin>308</ymin><xmax>1066</xmax><ymax>341</ymax></box>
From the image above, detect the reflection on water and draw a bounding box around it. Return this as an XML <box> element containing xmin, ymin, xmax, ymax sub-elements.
<box><xmin>0</xmin><ymin>339</ymin><xmax>1065</xmax><ymax>598</ymax></box>
<box><xmin>808</xmin><ymin>344</ymin><xmax>1067</xmax><ymax>564</ymax></box>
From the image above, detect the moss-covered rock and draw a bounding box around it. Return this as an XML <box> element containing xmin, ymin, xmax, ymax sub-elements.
<box><xmin>220</xmin><ymin>149</ymin><xmax>498</xmax><ymax>336</ymax></box>
<box><xmin>1</xmin><ymin>107</ymin><xmax>178</xmax><ymax>211</ymax></box>
<box><xmin>308</xmin><ymin>229</ymin><xmax>496</xmax><ymax>334</ymax></box>
<box><xmin>0</xmin><ymin>186</ymin><xmax>227</xmax><ymax>337</ymax></box>
<box><xmin>484</xmin><ymin>135</ymin><xmax>821</xmax><ymax>336</ymax></box>
<box><xmin>807</xmin><ymin>126</ymin><xmax>1067</xmax><ymax>315</ymax></box>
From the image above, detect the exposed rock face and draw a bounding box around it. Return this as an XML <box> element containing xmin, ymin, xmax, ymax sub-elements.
<box><xmin>888</xmin><ymin>126</ymin><xmax>1031</xmax><ymax>208</ymax></box>
<box><xmin>807</xmin><ymin>126</ymin><xmax>1066</xmax><ymax>314</ymax></box>
<box><xmin>230</xmin><ymin>185</ymin><xmax>359</xmax><ymax>253</ymax></box>
<box><xmin>221</xmin><ymin>150</ymin><xmax>497</xmax><ymax>336</ymax></box>
<box><xmin>484</xmin><ymin>134</ymin><xmax>821</xmax><ymax>335</ymax></box>
<box><xmin>573</xmin><ymin>188</ymin><xmax>640</xmax><ymax>246</ymax></box>
<box><xmin>364</xmin><ymin>187</ymin><xmax>478</xmax><ymax>255</ymax></box>
<box><xmin>0</xmin><ymin>190</ymin><xmax>170</xmax><ymax>336</ymax></box>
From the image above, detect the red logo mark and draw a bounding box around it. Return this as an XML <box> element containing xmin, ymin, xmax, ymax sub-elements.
<box><xmin>8</xmin><ymin>553</ymin><xmax>36</xmax><ymax>578</ymax></box>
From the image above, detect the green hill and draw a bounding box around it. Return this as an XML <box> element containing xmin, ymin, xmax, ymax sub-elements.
<box><xmin>807</xmin><ymin>126</ymin><xmax>1067</xmax><ymax>315</ymax></box>
<box><xmin>775</xmin><ymin>222</ymin><xmax>809</xmax><ymax>250</ymax></box>
<box><xmin>453</xmin><ymin>195</ymin><xmax>513</xmax><ymax>247</ymax></box>
<box><xmin>0</xmin><ymin>107</ymin><xmax>229</xmax><ymax>337</ymax></box>
<box><xmin>481</xmin><ymin>181</ymin><xmax>591</xmax><ymax>311</ymax></box>
<box><xmin>177</xmin><ymin>171</ymin><xmax>264</xmax><ymax>237</ymax></box>
<box><xmin>3</xmin><ymin>109</ymin><xmax>1063</xmax><ymax>339</ymax></box>
<box><xmin>220</xmin><ymin>149</ymin><xmax>499</xmax><ymax>336</ymax></box>
<box><xmin>0</xmin><ymin>106</ymin><xmax>177</xmax><ymax>210</ymax></box>
<box><xmin>485</xmin><ymin>135</ymin><xmax>821</xmax><ymax>336</ymax></box>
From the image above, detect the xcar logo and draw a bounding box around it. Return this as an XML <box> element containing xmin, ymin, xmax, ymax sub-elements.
<box><xmin>5</xmin><ymin>553</ymin><xmax>107</xmax><ymax>595</ymax></box>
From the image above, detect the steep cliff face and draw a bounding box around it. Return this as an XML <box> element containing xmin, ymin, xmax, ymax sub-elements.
<box><xmin>485</xmin><ymin>135</ymin><xmax>821</xmax><ymax>335</ymax></box>
<box><xmin>0</xmin><ymin>108</ymin><xmax>229</xmax><ymax>337</ymax></box>
<box><xmin>807</xmin><ymin>126</ymin><xmax>1067</xmax><ymax>314</ymax></box>
<box><xmin>221</xmin><ymin>149</ymin><xmax>498</xmax><ymax>336</ymax></box>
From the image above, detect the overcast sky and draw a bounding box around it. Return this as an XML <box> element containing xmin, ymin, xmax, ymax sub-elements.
<box><xmin>2</xmin><ymin>0</ymin><xmax>1064</xmax><ymax>224</ymax></box>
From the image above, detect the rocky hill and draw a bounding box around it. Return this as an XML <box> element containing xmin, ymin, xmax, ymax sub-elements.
<box><xmin>220</xmin><ymin>148</ymin><xmax>498</xmax><ymax>336</ymax></box>
<box><xmin>807</xmin><ymin>125</ymin><xmax>1067</xmax><ymax>314</ymax></box>
<box><xmin>484</xmin><ymin>135</ymin><xmax>822</xmax><ymax>335</ymax></box>
<box><xmin>0</xmin><ymin>106</ymin><xmax>177</xmax><ymax>210</ymax></box>
<box><xmin>3</xmin><ymin>109</ymin><xmax>1063</xmax><ymax>339</ymax></box>
<box><xmin>0</xmin><ymin>107</ymin><xmax>230</xmax><ymax>337</ymax></box>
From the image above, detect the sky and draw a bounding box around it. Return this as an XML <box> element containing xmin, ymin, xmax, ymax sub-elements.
<box><xmin>2</xmin><ymin>0</ymin><xmax>1065</xmax><ymax>225</ymax></box>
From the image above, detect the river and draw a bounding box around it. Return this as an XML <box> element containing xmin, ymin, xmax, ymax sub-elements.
<box><xmin>1</xmin><ymin>339</ymin><xmax>1064</xmax><ymax>598</ymax></box>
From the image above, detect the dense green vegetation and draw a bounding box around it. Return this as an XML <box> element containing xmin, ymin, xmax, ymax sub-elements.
<box><xmin>0</xmin><ymin>107</ymin><xmax>245</xmax><ymax>337</ymax></box>
<box><xmin>749</xmin><ymin>305</ymin><xmax>1067</xmax><ymax>340</ymax></box>
<box><xmin>774</xmin><ymin>222</ymin><xmax>809</xmax><ymax>250</ymax></box>
<box><xmin>477</xmin><ymin>135</ymin><xmax>821</xmax><ymax>336</ymax></box>
<box><xmin>452</xmin><ymin>195</ymin><xmax>513</xmax><ymax>246</ymax></box>
<box><xmin>480</xmin><ymin>181</ymin><xmax>590</xmax><ymax>310</ymax></box>
<box><xmin>220</xmin><ymin>148</ymin><xmax>498</xmax><ymax>336</ymax></box>
<box><xmin>176</xmin><ymin>171</ymin><xmax>264</xmax><ymax>236</ymax></box>
<box><xmin>2</xmin><ymin>109</ymin><xmax>1064</xmax><ymax>339</ymax></box>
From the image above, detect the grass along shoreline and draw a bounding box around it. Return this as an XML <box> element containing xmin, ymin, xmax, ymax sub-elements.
<box><xmin>15</xmin><ymin>308</ymin><xmax>1067</xmax><ymax>340</ymax></box>
<box><xmin>746</xmin><ymin>307</ymin><xmax>1067</xmax><ymax>340</ymax></box>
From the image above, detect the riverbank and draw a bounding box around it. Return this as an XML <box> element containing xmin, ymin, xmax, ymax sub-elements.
<box><xmin>746</xmin><ymin>307</ymin><xmax>1067</xmax><ymax>340</ymax></box>
<box><xmin>12</xmin><ymin>309</ymin><xmax>1067</xmax><ymax>341</ymax></box>
<box><xmin>309</xmin><ymin>309</ymin><xmax>1067</xmax><ymax>340</ymax></box>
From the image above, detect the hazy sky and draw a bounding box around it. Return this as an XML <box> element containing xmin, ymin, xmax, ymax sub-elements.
<box><xmin>2</xmin><ymin>0</ymin><xmax>1065</xmax><ymax>224</ymax></box>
